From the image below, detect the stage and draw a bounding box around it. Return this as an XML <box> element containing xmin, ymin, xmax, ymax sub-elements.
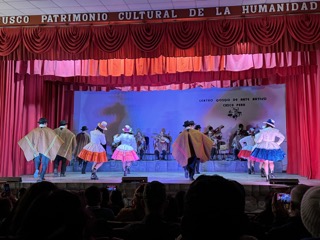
<box><xmin>5</xmin><ymin>159</ymin><xmax>320</xmax><ymax>214</ymax></box>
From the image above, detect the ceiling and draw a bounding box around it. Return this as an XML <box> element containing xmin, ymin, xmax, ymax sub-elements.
<box><xmin>0</xmin><ymin>0</ymin><xmax>313</xmax><ymax>17</ymax></box>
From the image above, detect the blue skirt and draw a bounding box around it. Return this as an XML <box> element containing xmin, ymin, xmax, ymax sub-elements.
<box><xmin>251</xmin><ymin>148</ymin><xmax>285</xmax><ymax>162</ymax></box>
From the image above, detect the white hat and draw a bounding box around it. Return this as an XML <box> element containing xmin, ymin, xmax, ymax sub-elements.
<box><xmin>301</xmin><ymin>186</ymin><xmax>320</xmax><ymax>237</ymax></box>
<box><xmin>98</xmin><ymin>121</ymin><xmax>108</xmax><ymax>130</ymax></box>
<box><xmin>263</xmin><ymin>119</ymin><xmax>275</xmax><ymax>128</ymax></box>
<box><xmin>247</xmin><ymin>127</ymin><xmax>255</xmax><ymax>134</ymax></box>
<box><xmin>122</xmin><ymin>125</ymin><xmax>132</xmax><ymax>133</ymax></box>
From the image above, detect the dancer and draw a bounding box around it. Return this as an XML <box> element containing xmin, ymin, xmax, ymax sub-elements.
<box><xmin>112</xmin><ymin>125</ymin><xmax>139</xmax><ymax>176</ymax></box>
<box><xmin>250</xmin><ymin>119</ymin><xmax>285</xmax><ymax>181</ymax></box>
<box><xmin>73</xmin><ymin>126</ymin><xmax>91</xmax><ymax>173</ymax></box>
<box><xmin>18</xmin><ymin>117</ymin><xmax>63</xmax><ymax>182</ymax></box>
<box><xmin>78</xmin><ymin>121</ymin><xmax>108</xmax><ymax>180</ymax></box>
<box><xmin>53</xmin><ymin>120</ymin><xmax>77</xmax><ymax>177</ymax></box>
<box><xmin>194</xmin><ymin>124</ymin><xmax>202</xmax><ymax>174</ymax></box>
<box><xmin>172</xmin><ymin>120</ymin><xmax>213</xmax><ymax>181</ymax></box>
<box><xmin>238</xmin><ymin>128</ymin><xmax>256</xmax><ymax>174</ymax></box>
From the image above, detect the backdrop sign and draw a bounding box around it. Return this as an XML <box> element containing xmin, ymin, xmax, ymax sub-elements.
<box><xmin>0</xmin><ymin>1</ymin><xmax>318</xmax><ymax>26</ymax></box>
<box><xmin>74</xmin><ymin>84</ymin><xmax>287</xmax><ymax>168</ymax></box>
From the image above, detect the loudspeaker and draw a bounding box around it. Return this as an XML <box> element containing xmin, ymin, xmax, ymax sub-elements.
<box><xmin>269</xmin><ymin>178</ymin><xmax>299</xmax><ymax>185</ymax></box>
<box><xmin>122</xmin><ymin>177</ymin><xmax>148</xmax><ymax>183</ymax></box>
<box><xmin>0</xmin><ymin>177</ymin><xmax>22</xmax><ymax>183</ymax></box>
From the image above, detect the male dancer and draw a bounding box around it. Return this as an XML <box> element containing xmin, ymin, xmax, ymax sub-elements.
<box><xmin>53</xmin><ymin>120</ymin><xmax>77</xmax><ymax>177</ymax></box>
<box><xmin>172</xmin><ymin>120</ymin><xmax>213</xmax><ymax>181</ymax></box>
<box><xmin>18</xmin><ymin>117</ymin><xmax>63</xmax><ymax>182</ymax></box>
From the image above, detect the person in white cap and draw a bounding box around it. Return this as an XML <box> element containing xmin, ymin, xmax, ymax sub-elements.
<box><xmin>250</xmin><ymin>118</ymin><xmax>285</xmax><ymax>181</ymax></box>
<box><xmin>78</xmin><ymin>121</ymin><xmax>108</xmax><ymax>180</ymax></box>
<box><xmin>18</xmin><ymin>117</ymin><xmax>64</xmax><ymax>182</ymax></box>
<box><xmin>112</xmin><ymin>125</ymin><xmax>139</xmax><ymax>176</ymax></box>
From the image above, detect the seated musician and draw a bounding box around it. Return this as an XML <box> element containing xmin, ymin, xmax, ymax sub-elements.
<box><xmin>135</xmin><ymin>129</ymin><xmax>146</xmax><ymax>159</ymax></box>
<box><xmin>204</xmin><ymin>125</ymin><xmax>218</xmax><ymax>160</ymax></box>
<box><xmin>153</xmin><ymin>128</ymin><xmax>171</xmax><ymax>160</ymax></box>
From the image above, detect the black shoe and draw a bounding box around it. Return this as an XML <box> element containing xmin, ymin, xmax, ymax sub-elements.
<box><xmin>123</xmin><ymin>170</ymin><xmax>127</xmax><ymax>176</ymax></box>
<box><xmin>91</xmin><ymin>172</ymin><xmax>98</xmax><ymax>180</ymax></box>
<box><xmin>270</xmin><ymin>172</ymin><xmax>275</xmax><ymax>178</ymax></box>
<box><xmin>184</xmin><ymin>170</ymin><xmax>189</xmax><ymax>179</ymax></box>
<box><xmin>127</xmin><ymin>167</ymin><xmax>130</xmax><ymax>174</ymax></box>
<box><xmin>189</xmin><ymin>176</ymin><xmax>195</xmax><ymax>181</ymax></box>
<box><xmin>266</xmin><ymin>175</ymin><xmax>270</xmax><ymax>182</ymax></box>
<box><xmin>261</xmin><ymin>168</ymin><xmax>266</xmax><ymax>178</ymax></box>
<box><xmin>196</xmin><ymin>170</ymin><xmax>200</xmax><ymax>174</ymax></box>
<box><xmin>60</xmin><ymin>173</ymin><xmax>66</xmax><ymax>177</ymax></box>
<box><xmin>251</xmin><ymin>166</ymin><xmax>255</xmax><ymax>174</ymax></box>
<box><xmin>248</xmin><ymin>168</ymin><xmax>252</xmax><ymax>174</ymax></box>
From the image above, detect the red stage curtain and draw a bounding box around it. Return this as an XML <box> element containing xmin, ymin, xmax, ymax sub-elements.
<box><xmin>0</xmin><ymin>14</ymin><xmax>319</xmax><ymax>179</ymax></box>
<box><xmin>1</xmin><ymin>14</ymin><xmax>319</xmax><ymax>60</ymax></box>
<box><xmin>285</xmin><ymin>64</ymin><xmax>320</xmax><ymax>179</ymax></box>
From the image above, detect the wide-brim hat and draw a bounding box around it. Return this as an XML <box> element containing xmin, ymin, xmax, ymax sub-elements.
<box><xmin>38</xmin><ymin>117</ymin><xmax>47</xmax><ymax>124</ymax></box>
<box><xmin>59</xmin><ymin>120</ymin><xmax>67</xmax><ymax>126</ymax></box>
<box><xmin>81</xmin><ymin>126</ymin><xmax>88</xmax><ymax>131</ymax></box>
<box><xmin>195</xmin><ymin>124</ymin><xmax>201</xmax><ymax>130</ymax></box>
<box><xmin>263</xmin><ymin>118</ymin><xmax>275</xmax><ymax>128</ymax></box>
<box><xmin>98</xmin><ymin>121</ymin><xmax>108</xmax><ymax>130</ymax></box>
<box><xmin>122</xmin><ymin>125</ymin><xmax>132</xmax><ymax>133</ymax></box>
<box><xmin>183</xmin><ymin>121</ymin><xmax>190</xmax><ymax>127</ymax></box>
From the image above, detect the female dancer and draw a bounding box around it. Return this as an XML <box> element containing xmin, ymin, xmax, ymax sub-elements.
<box><xmin>112</xmin><ymin>125</ymin><xmax>139</xmax><ymax>176</ymax></box>
<box><xmin>78</xmin><ymin>121</ymin><xmax>108</xmax><ymax>180</ymax></box>
<box><xmin>250</xmin><ymin>119</ymin><xmax>285</xmax><ymax>181</ymax></box>
<box><xmin>238</xmin><ymin>128</ymin><xmax>256</xmax><ymax>174</ymax></box>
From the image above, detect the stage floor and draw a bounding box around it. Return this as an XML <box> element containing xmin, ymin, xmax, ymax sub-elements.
<box><xmin>20</xmin><ymin>171</ymin><xmax>320</xmax><ymax>187</ymax></box>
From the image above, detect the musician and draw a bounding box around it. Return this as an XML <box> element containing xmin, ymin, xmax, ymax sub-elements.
<box><xmin>135</xmin><ymin>129</ymin><xmax>146</xmax><ymax>159</ymax></box>
<box><xmin>153</xmin><ymin>128</ymin><xmax>171</xmax><ymax>160</ymax></box>
<box><xmin>203</xmin><ymin>125</ymin><xmax>218</xmax><ymax>160</ymax></box>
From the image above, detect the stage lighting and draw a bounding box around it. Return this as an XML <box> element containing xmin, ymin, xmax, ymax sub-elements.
<box><xmin>269</xmin><ymin>178</ymin><xmax>299</xmax><ymax>186</ymax></box>
<box><xmin>122</xmin><ymin>177</ymin><xmax>148</xmax><ymax>183</ymax></box>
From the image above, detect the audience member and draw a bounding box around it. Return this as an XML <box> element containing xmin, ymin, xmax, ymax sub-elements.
<box><xmin>100</xmin><ymin>187</ymin><xmax>111</xmax><ymax>209</ymax></box>
<box><xmin>84</xmin><ymin>185</ymin><xmax>115</xmax><ymax>239</ymax></box>
<box><xmin>115</xmin><ymin>184</ymin><xmax>146</xmax><ymax>222</ymax></box>
<box><xmin>178</xmin><ymin>174</ymin><xmax>256</xmax><ymax>240</ymax></box>
<box><xmin>113</xmin><ymin>180</ymin><xmax>180</xmax><ymax>240</ymax></box>
<box><xmin>264</xmin><ymin>184</ymin><xmax>312</xmax><ymax>240</ymax></box>
<box><xmin>5</xmin><ymin>181</ymin><xmax>59</xmax><ymax>237</ymax></box>
<box><xmin>108</xmin><ymin>188</ymin><xmax>125</xmax><ymax>217</ymax></box>
<box><xmin>174</xmin><ymin>190</ymin><xmax>186</xmax><ymax>219</ymax></box>
<box><xmin>15</xmin><ymin>189</ymin><xmax>92</xmax><ymax>240</ymax></box>
<box><xmin>85</xmin><ymin>185</ymin><xmax>115</xmax><ymax>221</ymax></box>
<box><xmin>300</xmin><ymin>186</ymin><xmax>320</xmax><ymax>240</ymax></box>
